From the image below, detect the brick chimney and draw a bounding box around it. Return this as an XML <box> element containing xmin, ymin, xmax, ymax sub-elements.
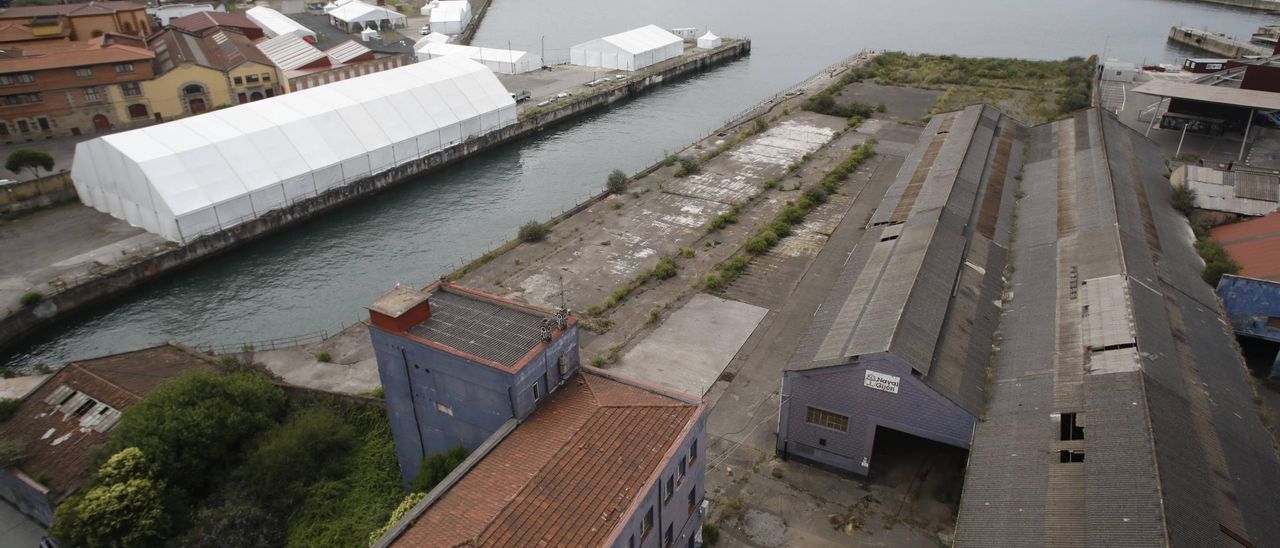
<box><xmin>368</xmin><ymin>286</ymin><xmax>431</xmax><ymax>333</ymax></box>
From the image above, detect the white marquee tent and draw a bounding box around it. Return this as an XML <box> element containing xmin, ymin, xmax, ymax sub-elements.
<box><xmin>415</xmin><ymin>42</ymin><xmax>540</xmax><ymax>74</ymax></box>
<box><xmin>414</xmin><ymin>32</ymin><xmax>450</xmax><ymax>49</ymax></box>
<box><xmin>70</xmin><ymin>57</ymin><xmax>516</xmax><ymax>243</ymax></box>
<box><xmin>328</xmin><ymin>0</ymin><xmax>406</xmax><ymax>32</ymax></box>
<box><xmin>569</xmin><ymin>25</ymin><xmax>683</xmax><ymax>71</ymax></box>
<box><xmin>245</xmin><ymin>6</ymin><xmax>316</xmax><ymax>40</ymax></box>
<box><xmin>697</xmin><ymin>30</ymin><xmax>721</xmax><ymax>49</ymax></box>
<box><xmin>428</xmin><ymin>0</ymin><xmax>470</xmax><ymax>35</ymax></box>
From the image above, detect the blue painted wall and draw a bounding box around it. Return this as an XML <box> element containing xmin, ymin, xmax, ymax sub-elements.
<box><xmin>1217</xmin><ymin>275</ymin><xmax>1280</xmax><ymax>343</ymax></box>
<box><xmin>370</xmin><ymin>323</ymin><xmax>580</xmax><ymax>487</ymax></box>
<box><xmin>610</xmin><ymin>412</ymin><xmax>707</xmax><ymax>548</ymax></box>
<box><xmin>777</xmin><ymin>354</ymin><xmax>976</xmax><ymax>475</ymax></box>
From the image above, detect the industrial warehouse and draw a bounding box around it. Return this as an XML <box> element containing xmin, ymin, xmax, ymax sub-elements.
<box><xmin>69</xmin><ymin>56</ymin><xmax>516</xmax><ymax>242</ymax></box>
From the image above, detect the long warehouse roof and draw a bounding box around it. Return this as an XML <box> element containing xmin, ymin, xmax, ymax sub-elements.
<box><xmin>1131</xmin><ymin>79</ymin><xmax>1280</xmax><ymax>110</ymax></box>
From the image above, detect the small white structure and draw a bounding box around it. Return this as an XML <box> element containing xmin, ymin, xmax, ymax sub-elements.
<box><xmin>696</xmin><ymin>30</ymin><xmax>721</xmax><ymax>49</ymax></box>
<box><xmin>1102</xmin><ymin>59</ymin><xmax>1137</xmax><ymax>83</ymax></box>
<box><xmin>416</xmin><ymin>42</ymin><xmax>540</xmax><ymax>74</ymax></box>
<box><xmin>570</xmin><ymin>25</ymin><xmax>683</xmax><ymax>71</ymax></box>
<box><xmin>360</xmin><ymin>27</ymin><xmax>378</xmax><ymax>41</ymax></box>
<box><xmin>414</xmin><ymin>32</ymin><xmax>450</xmax><ymax>49</ymax></box>
<box><xmin>328</xmin><ymin>0</ymin><xmax>407</xmax><ymax>32</ymax></box>
<box><xmin>246</xmin><ymin>6</ymin><xmax>317</xmax><ymax>40</ymax></box>
<box><xmin>70</xmin><ymin>57</ymin><xmax>517</xmax><ymax>243</ymax></box>
<box><xmin>428</xmin><ymin>0</ymin><xmax>471</xmax><ymax>35</ymax></box>
<box><xmin>149</xmin><ymin>3</ymin><xmax>223</xmax><ymax>26</ymax></box>
<box><xmin>670</xmin><ymin>27</ymin><xmax>697</xmax><ymax>41</ymax></box>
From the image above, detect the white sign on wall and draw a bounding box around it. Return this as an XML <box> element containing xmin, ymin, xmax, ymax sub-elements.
<box><xmin>863</xmin><ymin>370</ymin><xmax>900</xmax><ymax>394</ymax></box>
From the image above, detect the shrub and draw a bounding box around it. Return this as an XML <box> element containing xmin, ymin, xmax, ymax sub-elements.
<box><xmin>518</xmin><ymin>221</ymin><xmax>549</xmax><ymax>243</ymax></box>
<box><xmin>102</xmin><ymin>370</ymin><xmax>288</xmax><ymax>498</ymax></box>
<box><xmin>679</xmin><ymin>247</ymin><xmax>695</xmax><ymax>258</ymax></box>
<box><xmin>753</xmin><ymin>117</ymin><xmax>769</xmax><ymax>133</ymax></box>
<box><xmin>1171</xmin><ymin>183</ymin><xmax>1196</xmax><ymax>215</ymax></box>
<box><xmin>606</xmin><ymin>169</ymin><xmax>628</xmax><ymax>194</ymax></box>
<box><xmin>53</xmin><ymin>449</ymin><xmax>168</xmax><ymax>548</ymax></box>
<box><xmin>314</xmin><ymin>351</ymin><xmax>332</xmax><ymax>362</ymax></box>
<box><xmin>651</xmin><ymin>258</ymin><xmax>678</xmax><ymax>280</ymax></box>
<box><xmin>237</xmin><ymin>407</ymin><xmax>358</xmax><ymax>512</ymax></box>
<box><xmin>1195</xmin><ymin>236</ymin><xmax>1240</xmax><ymax>286</ymax></box>
<box><xmin>19</xmin><ymin>291</ymin><xmax>41</xmax><ymax>306</ymax></box>
<box><xmin>707</xmin><ymin>210</ymin><xmax>738</xmax><ymax>231</ymax></box>
<box><xmin>702</xmin><ymin>522</ymin><xmax>721</xmax><ymax>546</ymax></box>
<box><xmin>411</xmin><ymin>446</ymin><xmax>470</xmax><ymax>493</ymax></box>
<box><xmin>674</xmin><ymin>156</ymin><xmax>700</xmax><ymax>177</ymax></box>
<box><xmin>719</xmin><ymin>497</ymin><xmax>746</xmax><ymax>523</ymax></box>
<box><xmin>0</xmin><ymin>398</ymin><xmax>19</xmax><ymax>422</ymax></box>
<box><xmin>0</xmin><ymin>440</ymin><xmax>27</xmax><ymax>468</ymax></box>
<box><xmin>805</xmin><ymin>186</ymin><xmax>828</xmax><ymax>204</ymax></box>
<box><xmin>663</xmin><ymin>153</ymin><xmax>679</xmax><ymax>167</ymax></box>
<box><xmin>702</xmin><ymin>273</ymin><xmax>725</xmax><ymax>292</ymax></box>
<box><xmin>5</xmin><ymin>148</ymin><xmax>54</xmax><ymax>178</ymax></box>
<box><xmin>174</xmin><ymin>490</ymin><xmax>283</xmax><ymax>548</ymax></box>
<box><xmin>368</xmin><ymin>492</ymin><xmax>426</xmax><ymax>545</ymax></box>
<box><xmin>590</xmin><ymin>355</ymin><xmax>607</xmax><ymax>367</ymax></box>
<box><xmin>745</xmin><ymin>237</ymin><xmax>770</xmax><ymax>255</ymax></box>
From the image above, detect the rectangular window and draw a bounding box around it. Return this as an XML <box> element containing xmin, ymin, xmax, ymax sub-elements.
<box><xmin>83</xmin><ymin>87</ymin><xmax>100</xmax><ymax>102</ymax></box>
<box><xmin>628</xmin><ymin>535</ymin><xmax>635</xmax><ymax>548</ymax></box>
<box><xmin>127</xmin><ymin>103</ymin><xmax>148</xmax><ymax>119</ymax></box>
<box><xmin>233</xmin><ymin>76</ymin><xmax>243</xmax><ymax>85</ymax></box>
<box><xmin>115</xmin><ymin>63</ymin><xmax>134</xmax><ymax>73</ymax></box>
<box><xmin>690</xmin><ymin>439</ymin><xmax>697</xmax><ymax>463</ymax></box>
<box><xmin>435</xmin><ymin>402</ymin><xmax>453</xmax><ymax>416</ymax></box>
<box><xmin>805</xmin><ymin>406</ymin><xmax>849</xmax><ymax>432</ymax></box>
<box><xmin>0</xmin><ymin>123</ymin><xmax>9</xmax><ymax>135</ymax></box>
<box><xmin>678</xmin><ymin>456</ymin><xmax>686</xmax><ymax>482</ymax></box>
<box><xmin>16</xmin><ymin>120</ymin><xmax>28</xmax><ymax>132</ymax></box>
<box><xmin>37</xmin><ymin>117</ymin><xmax>48</xmax><ymax>130</ymax></box>
<box><xmin>0</xmin><ymin>75</ymin><xmax>11</xmax><ymax>86</ymax></box>
<box><xmin>664</xmin><ymin>475</ymin><xmax>674</xmax><ymax>503</ymax></box>
<box><xmin>245</xmin><ymin>74</ymin><xmax>259</xmax><ymax>83</ymax></box>
<box><xmin>3</xmin><ymin>96</ymin><xmax>20</xmax><ymax>106</ymax></box>
<box><xmin>532</xmin><ymin>383</ymin><xmax>540</xmax><ymax>402</ymax></box>
<box><xmin>22</xmin><ymin>93</ymin><xmax>40</xmax><ymax>104</ymax></box>
<box><xmin>687</xmin><ymin>487</ymin><xmax>696</xmax><ymax>512</ymax></box>
<box><xmin>1059</xmin><ymin>412</ymin><xmax>1084</xmax><ymax>441</ymax></box>
<box><xmin>75</xmin><ymin>67</ymin><xmax>92</xmax><ymax>79</ymax></box>
<box><xmin>640</xmin><ymin>507</ymin><xmax>653</xmax><ymax>539</ymax></box>
<box><xmin>262</xmin><ymin>72</ymin><xmax>271</xmax><ymax>81</ymax></box>
<box><xmin>16</xmin><ymin>74</ymin><xmax>33</xmax><ymax>84</ymax></box>
<box><xmin>1058</xmin><ymin>450</ymin><xmax>1085</xmax><ymax>463</ymax></box>
<box><xmin>664</xmin><ymin>524</ymin><xmax>673</xmax><ymax>548</ymax></box>
<box><xmin>120</xmin><ymin>82</ymin><xmax>141</xmax><ymax>97</ymax></box>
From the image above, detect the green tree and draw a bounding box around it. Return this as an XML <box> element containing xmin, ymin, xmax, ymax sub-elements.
<box><xmin>5</xmin><ymin>148</ymin><xmax>54</xmax><ymax>178</ymax></box>
<box><xmin>102</xmin><ymin>371</ymin><xmax>287</xmax><ymax>497</ymax></box>
<box><xmin>172</xmin><ymin>487</ymin><xmax>283</xmax><ymax>548</ymax></box>
<box><xmin>410</xmin><ymin>446</ymin><xmax>470</xmax><ymax>493</ymax></box>
<box><xmin>606</xmin><ymin>169</ymin><xmax>628</xmax><ymax>194</ymax></box>
<box><xmin>236</xmin><ymin>407</ymin><xmax>357</xmax><ymax>511</ymax></box>
<box><xmin>52</xmin><ymin>448</ymin><xmax>168</xmax><ymax>548</ymax></box>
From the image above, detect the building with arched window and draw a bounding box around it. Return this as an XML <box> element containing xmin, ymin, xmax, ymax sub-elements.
<box><xmin>137</xmin><ymin>25</ymin><xmax>281</xmax><ymax>121</ymax></box>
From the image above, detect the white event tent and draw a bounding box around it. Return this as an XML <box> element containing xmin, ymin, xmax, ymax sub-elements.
<box><xmin>328</xmin><ymin>0</ymin><xmax>406</xmax><ymax>32</ymax></box>
<box><xmin>245</xmin><ymin>6</ymin><xmax>316</xmax><ymax>40</ymax></box>
<box><xmin>416</xmin><ymin>42</ymin><xmax>540</xmax><ymax>74</ymax></box>
<box><xmin>697</xmin><ymin>30</ymin><xmax>721</xmax><ymax>49</ymax></box>
<box><xmin>569</xmin><ymin>25</ymin><xmax>683</xmax><ymax>71</ymax></box>
<box><xmin>428</xmin><ymin>0</ymin><xmax>470</xmax><ymax>35</ymax></box>
<box><xmin>414</xmin><ymin>32</ymin><xmax>450</xmax><ymax>49</ymax></box>
<box><xmin>70</xmin><ymin>57</ymin><xmax>516</xmax><ymax>243</ymax></box>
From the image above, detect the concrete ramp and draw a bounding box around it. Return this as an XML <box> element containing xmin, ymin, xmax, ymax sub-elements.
<box><xmin>611</xmin><ymin>293</ymin><xmax>767</xmax><ymax>396</ymax></box>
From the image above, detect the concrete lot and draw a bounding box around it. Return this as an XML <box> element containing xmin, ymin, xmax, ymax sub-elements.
<box><xmin>496</xmin><ymin>64</ymin><xmax>625</xmax><ymax>105</ymax></box>
<box><xmin>611</xmin><ymin>293</ymin><xmax>767</xmax><ymax>396</ymax></box>
<box><xmin>239</xmin><ymin>322</ymin><xmax>380</xmax><ymax>394</ymax></box>
<box><xmin>0</xmin><ymin>500</ymin><xmax>46</xmax><ymax>547</ymax></box>
<box><xmin>0</xmin><ymin>204</ymin><xmax>163</xmax><ymax>317</ymax></box>
<box><xmin>0</xmin><ymin>374</ymin><xmax>46</xmax><ymax>400</ymax></box>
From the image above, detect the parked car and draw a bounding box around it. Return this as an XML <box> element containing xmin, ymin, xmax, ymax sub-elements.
<box><xmin>420</xmin><ymin>24</ymin><xmax>431</xmax><ymax>35</ymax></box>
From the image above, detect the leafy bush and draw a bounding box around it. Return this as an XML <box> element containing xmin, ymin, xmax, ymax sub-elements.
<box><xmin>173</xmin><ymin>489</ymin><xmax>283</xmax><ymax>548</ymax></box>
<box><xmin>804</xmin><ymin>186</ymin><xmax>828</xmax><ymax>204</ymax></box>
<box><xmin>53</xmin><ymin>448</ymin><xmax>168</xmax><ymax>548</ymax></box>
<box><xmin>0</xmin><ymin>398</ymin><xmax>19</xmax><ymax>422</ymax></box>
<box><xmin>674</xmin><ymin>156</ymin><xmax>700</xmax><ymax>177</ymax></box>
<box><xmin>315</xmin><ymin>351</ymin><xmax>332</xmax><ymax>362</ymax></box>
<box><xmin>237</xmin><ymin>407</ymin><xmax>358</xmax><ymax>513</ymax></box>
<box><xmin>1171</xmin><ymin>183</ymin><xmax>1196</xmax><ymax>215</ymax></box>
<box><xmin>679</xmin><ymin>247</ymin><xmax>695</xmax><ymax>258</ymax></box>
<box><xmin>744</xmin><ymin>237</ymin><xmax>770</xmax><ymax>255</ymax></box>
<box><xmin>19</xmin><ymin>291</ymin><xmax>41</xmax><ymax>306</ymax></box>
<box><xmin>606</xmin><ymin>169</ymin><xmax>628</xmax><ymax>194</ymax></box>
<box><xmin>706</xmin><ymin>209</ymin><xmax>738</xmax><ymax>231</ymax></box>
<box><xmin>368</xmin><ymin>492</ymin><xmax>426</xmax><ymax>545</ymax></box>
<box><xmin>411</xmin><ymin>446</ymin><xmax>470</xmax><ymax>493</ymax></box>
<box><xmin>663</xmin><ymin>154</ymin><xmax>679</xmax><ymax>167</ymax></box>
<box><xmin>651</xmin><ymin>258</ymin><xmax>678</xmax><ymax>280</ymax></box>
<box><xmin>0</xmin><ymin>440</ymin><xmax>27</xmax><ymax>468</ymax></box>
<box><xmin>1194</xmin><ymin>236</ymin><xmax>1240</xmax><ymax>286</ymax></box>
<box><xmin>101</xmin><ymin>371</ymin><xmax>287</xmax><ymax>498</ymax></box>
<box><xmin>6</xmin><ymin>147</ymin><xmax>54</xmax><ymax>178</ymax></box>
<box><xmin>702</xmin><ymin>522</ymin><xmax>721</xmax><ymax>546</ymax></box>
<box><xmin>518</xmin><ymin>221</ymin><xmax>549</xmax><ymax>243</ymax></box>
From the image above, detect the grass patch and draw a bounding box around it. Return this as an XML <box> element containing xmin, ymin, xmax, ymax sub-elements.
<box><xmin>1194</xmin><ymin>235</ymin><xmax>1240</xmax><ymax>287</ymax></box>
<box><xmin>518</xmin><ymin>221</ymin><xmax>549</xmax><ymax>243</ymax></box>
<box><xmin>314</xmin><ymin>352</ymin><xmax>331</xmax><ymax>363</ymax></box>
<box><xmin>20</xmin><ymin>291</ymin><xmax>42</xmax><ymax>306</ymax></box>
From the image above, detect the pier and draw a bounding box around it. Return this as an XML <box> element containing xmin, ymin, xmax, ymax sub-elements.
<box><xmin>1169</xmin><ymin>26</ymin><xmax>1270</xmax><ymax>58</ymax></box>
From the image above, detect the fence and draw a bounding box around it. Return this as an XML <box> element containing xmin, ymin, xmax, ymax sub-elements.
<box><xmin>0</xmin><ymin>170</ymin><xmax>76</xmax><ymax>215</ymax></box>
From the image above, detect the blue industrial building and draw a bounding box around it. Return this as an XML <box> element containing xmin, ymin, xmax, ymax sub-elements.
<box><xmin>1217</xmin><ymin>274</ymin><xmax>1280</xmax><ymax>377</ymax></box>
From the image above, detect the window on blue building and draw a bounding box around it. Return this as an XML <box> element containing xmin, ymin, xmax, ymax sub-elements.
<box><xmin>665</xmin><ymin>475</ymin><xmax>674</xmax><ymax>503</ymax></box>
<box><xmin>641</xmin><ymin>507</ymin><xmax>653</xmax><ymax>539</ymax></box>
<box><xmin>678</xmin><ymin>456</ymin><xmax>686</xmax><ymax>482</ymax></box>
<box><xmin>664</xmin><ymin>524</ymin><xmax>673</xmax><ymax>547</ymax></box>
<box><xmin>690</xmin><ymin>439</ymin><xmax>698</xmax><ymax>463</ymax></box>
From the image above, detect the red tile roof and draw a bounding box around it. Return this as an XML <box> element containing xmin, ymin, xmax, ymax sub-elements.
<box><xmin>147</xmin><ymin>27</ymin><xmax>273</xmax><ymax>74</ymax></box>
<box><xmin>0</xmin><ymin>1</ymin><xmax>144</xmax><ymax>19</ymax></box>
<box><xmin>1211</xmin><ymin>212</ymin><xmax>1280</xmax><ymax>282</ymax></box>
<box><xmin>0</xmin><ymin>343</ymin><xmax>214</xmax><ymax>500</ymax></box>
<box><xmin>392</xmin><ymin>369</ymin><xmax>700</xmax><ymax>548</ymax></box>
<box><xmin>0</xmin><ymin>36</ymin><xmax>153</xmax><ymax>73</ymax></box>
<box><xmin>168</xmin><ymin>11</ymin><xmax>260</xmax><ymax>36</ymax></box>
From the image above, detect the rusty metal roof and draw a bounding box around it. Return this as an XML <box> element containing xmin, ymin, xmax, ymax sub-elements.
<box><xmin>407</xmin><ymin>285</ymin><xmax>554</xmax><ymax>369</ymax></box>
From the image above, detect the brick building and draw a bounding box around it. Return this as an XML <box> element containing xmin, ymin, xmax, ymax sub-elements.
<box><xmin>0</xmin><ymin>1</ymin><xmax>152</xmax><ymax>41</ymax></box>
<box><xmin>0</xmin><ymin>33</ymin><xmax>154</xmax><ymax>141</ymax></box>
<box><xmin>367</xmin><ymin>282</ymin><xmax>708</xmax><ymax>548</ymax></box>
<box><xmin>254</xmin><ymin>33</ymin><xmax>411</xmax><ymax>93</ymax></box>
<box><xmin>144</xmin><ymin>26</ymin><xmax>281</xmax><ymax>116</ymax></box>
<box><xmin>168</xmin><ymin>11</ymin><xmax>264</xmax><ymax>40</ymax></box>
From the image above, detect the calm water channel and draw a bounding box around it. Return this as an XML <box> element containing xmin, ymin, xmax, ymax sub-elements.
<box><xmin>4</xmin><ymin>0</ymin><xmax>1272</xmax><ymax>369</ymax></box>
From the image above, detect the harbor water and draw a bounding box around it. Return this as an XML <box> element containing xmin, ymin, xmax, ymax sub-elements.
<box><xmin>4</xmin><ymin>0</ymin><xmax>1272</xmax><ymax>369</ymax></box>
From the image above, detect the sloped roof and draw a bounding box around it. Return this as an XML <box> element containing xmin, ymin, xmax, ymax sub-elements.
<box><xmin>955</xmin><ymin>108</ymin><xmax>1280</xmax><ymax>546</ymax></box>
<box><xmin>323</xmin><ymin>39</ymin><xmax>370</xmax><ymax>64</ymax></box>
<box><xmin>255</xmin><ymin>32</ymin><xmax>327</xmax><ymax>71</ymax></box>
<box><xmin>785</xmin><ymin>105</ymin><xmax>1021</xmax><ymax>417</ymax></box>
<box><xmin>1212</xmin><ymin>212</ymin><xmax>1280</xmax><ymax>281</ymax></box>
<box><xmin>0</xmin><ymin>1</ymin><xmax>144</xmax><ymax>19</ymax></box>
<box><xmin>0</xmin><ymin>36</ymin><xmax>153</xmax><ymax>73</ymax></box>
<box><xmin>328</xmin><ymin>0</ymin><xmax>405</xmax><ymax>25</ymax></box>
<box><xmin>244</xmin><ymin>6</ymin><xmax>314</xmax><ymax>39</ymax></box>
<box><xmin>428</xmin><ymin>0</ymin><xmax>469</xmax><ymax>23</ymax></box>
<box><xmin>596</xmin><ymin>24</ymin><xmax>682</xmax><ymax>55</ymax></box>
<box><xmin>147</xmin><ymin>27</ymin><xmax>272</xmax><ymax>73</ymax></box>
<box><xmin>389</xmin><ymin>369</ymin><xmax>701</xmax><ymax>547</ymax></box>
<box><xmin>0</xmin><ymin>343</ymin><xmax>214</xmax><ymax>500</ymax></box>
<box><xmin>168</xmin><ymin>11</ymin><xmax>261</xmax><ymax>35</ymax></box>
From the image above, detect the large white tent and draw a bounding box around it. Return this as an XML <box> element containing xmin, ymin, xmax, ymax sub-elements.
<box><xmin>245</xmin><ymin>6</ymin><xmax>316</xmax><ymax>40</ymax></box>
<box><xmin>416</xmin><ymin>42</ymin><xmax>540</xmax><ymax>74</ymax></box>
<box><xmin>569</xmin><ymin>25</ymin><xmax>683</xmax><ymax>71</ymax></box>
<box><xmin>428</xmin><ymin>0</ymin><xmax>470</xmax><ymax>35</ymax></box>
<box><xmin>328</xmin><ymin>0</ymin><xmax>406</xmax><ymax>32</ymax></box>
<box><xmin>70</xmin><ymin>57</ymin><xmax>516</xmax><ymax>243</ymax></box>
<box><xmin>414</xmin><ymin>32</ymin><xmax>450</xmax><ymax>49</ymax></box>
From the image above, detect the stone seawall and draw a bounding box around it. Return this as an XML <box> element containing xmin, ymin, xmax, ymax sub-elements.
<box><xmin>0</xmin><ymin>40</ymin><xmax>751</xmax><ymax>355</ymax></box>
<box><xmin>1168</xmin><ymin>26</ymin><xmax>1270</xmax><ymax>58</ymax></box>
<box><xmin>0</xmin><ymin>171</ymin><xmax>76</xmax><ymax>217</ymax></box>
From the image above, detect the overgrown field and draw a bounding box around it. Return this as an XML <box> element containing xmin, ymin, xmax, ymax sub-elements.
<box><xmin>811</xmin><ymin>52</ymin><xmax>1096</xmax><ymax>124</ymax></box>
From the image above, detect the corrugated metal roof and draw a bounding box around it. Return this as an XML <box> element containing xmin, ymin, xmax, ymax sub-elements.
<box><xmin>955</xmin><ymin>108</ymin><xmax>1280</xmax><ymax>546</ymax></box>
<box><xmin>1132</xmin><ymin>79</ymin><xmax>1280</xmax><ymax>109</ymax></box>
<box><xmin>324</xmin><ymin>39</ymin><xmax>370</xmax><ymax>64</ymax></box>
<box><xmin>255</xmin><ymin>33</ymin><xmax>327</xmax><ymax>71</ymax></box>
<box><xmin>407</xmin><ymin>286</ymin><xmax>550</xmax><ymax>369</ymax></box>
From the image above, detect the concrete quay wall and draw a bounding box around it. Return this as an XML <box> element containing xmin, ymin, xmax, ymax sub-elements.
<box><xmin>0</xmin><ymin>40</ymin><xmax>751</xmax><ymax>356</ymax></box>
<box><xmin>1169</xmin><ymin>26</ymin><xmax>1270</xmax><ymax>58</ymax></box>
<box><xmin>0</xmin><ymin>172</ymin><xmax>76</xmax><ymax>217</ymax></box>
<box><xmin>1187</xmin><ymin>0</ymin><xmax>1280</xmax><ymax>10</ymax></box>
